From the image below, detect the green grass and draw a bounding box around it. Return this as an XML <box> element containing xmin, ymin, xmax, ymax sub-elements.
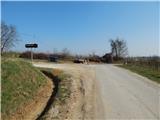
<box><xmin>118</xmin><ymin>64</ymin><xmax>160</xmax><ymax>83</ymax></box>
<box><xmin>1</xmin><ymin>58</ymin><xmax>47</xmax><ymax>119</ymax></box>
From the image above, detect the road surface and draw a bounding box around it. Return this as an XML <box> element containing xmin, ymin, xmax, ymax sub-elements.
<box><xmin>34</xmin><ymin>62</ymin><xmax>159</xmax><ymax>119</ymax></box>
<box><xmin>95</xmin><ymin>64</ymin><xmax>159</xmax><ymax>119</ymax></box>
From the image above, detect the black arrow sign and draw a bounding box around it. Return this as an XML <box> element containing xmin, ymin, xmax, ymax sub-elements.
<box><xmin>25</xmin><ymin>43</ymin><xmax>38</xmax><ymax>48</ymax></box>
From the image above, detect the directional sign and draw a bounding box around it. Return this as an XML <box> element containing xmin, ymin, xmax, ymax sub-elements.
<box><xmin>25</xmin><ymin>43</ymin><xmax>38</xmax><ymax>63</ymax></box>
<box><xmin>25</xmin><ymin>43</ymin><xmax>38</xmax><ymax>48</ymax></box>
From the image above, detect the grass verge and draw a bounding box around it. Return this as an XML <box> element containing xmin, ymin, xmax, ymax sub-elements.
<box><xmin>117</xmin><ymin>64</ymin><xmax>160</xmax><ymax>83</ymax></box>
<box><xmin>1</xmin><ymin>59</ymin><xmax>47</xmax><ymax>119</ymax></box>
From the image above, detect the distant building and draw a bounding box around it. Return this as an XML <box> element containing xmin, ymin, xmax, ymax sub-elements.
<box><xmin>102</xmin><ymin>53</ymin><xmax>113</xmax><ymax>63</ymax></box>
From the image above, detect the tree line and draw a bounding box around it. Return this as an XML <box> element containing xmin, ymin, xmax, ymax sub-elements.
<box><xmin>1</xmin><ymin>22</ymin><xmax>129</xmax><ymax>62</ymax></box>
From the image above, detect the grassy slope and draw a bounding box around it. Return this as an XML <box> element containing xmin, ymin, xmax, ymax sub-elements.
<box><xmin>1</xmin><ymin>59</ymin><xmax>47</xmax><ymax>118</ymax></box>
<box><xmin>118</xmin><ymin>64</ymin><xmax>160</xmax><ymax>83</ymax></box>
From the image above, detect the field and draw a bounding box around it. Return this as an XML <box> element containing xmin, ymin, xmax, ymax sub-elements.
<box><xmin>1</xmin><ymin>58</ymin><xmax>47</xmax><ymax>119</ymax></box>
<box><xmin>118</xmin><ymin>63</ymin><xmax>160</xmax><ymax>83</ymax></box>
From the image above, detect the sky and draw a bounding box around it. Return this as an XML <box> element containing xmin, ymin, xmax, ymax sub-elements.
<box><xmin>1</xmin><ymin>1</ymin><xmax>160</xmax><ymax>56</ymax></box>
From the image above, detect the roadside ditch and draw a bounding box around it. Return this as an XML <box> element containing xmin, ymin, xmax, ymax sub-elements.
<box><xmin>36</xmin><ymin>70</ymin><xmax>60</xmax><ymax>120</ymax></box>
<box><xmin>36</xmin><ymin>69</ymin><xmax>72</xmax><ymax>120</ymax></box>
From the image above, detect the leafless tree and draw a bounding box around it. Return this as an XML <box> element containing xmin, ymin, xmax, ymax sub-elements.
<box><xmin>116</xmin><ymin>39</ymin><xmax>128</xmax><ymax>58</ymax></box>
<box><xmin>109</xmin><ymin>38</ymin><xmax>128</xmax><ymax>59</ymax></box>
<box><xmin>110</xmin><ymin>39</ymin><xmax>118</xmax><ymax>58</ymax></box>
<box><xmin>1</xmin><ymin>22</ymin><xmax>19</xmax><ymax>53</ymax></box>
<box><xmin>61</xmin><ymin>48</ymin><xmax>71</xmax><ymax>59</ymax></box>
<box><xmin>62</xmin><ymin>48</ymin><xmax>69</xmax><ymax>55</ymax></box>
<box><xmin>53</xmin><ymin>48</ymin><xmax>58</xmax><ymax>55</ymax></box>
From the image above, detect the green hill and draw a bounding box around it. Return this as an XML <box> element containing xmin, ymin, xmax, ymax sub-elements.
<box><xmin>1</xmin><ymin>59</ymin><xmax>47</xmax><ymax>119</ymax></box>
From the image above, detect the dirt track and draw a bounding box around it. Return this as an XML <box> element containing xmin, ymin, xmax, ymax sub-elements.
<box><xmin>34</xmin><ymin>62</ymin><xmax>97</xmax><ymax>120</ymax></box>
<box><xmin>33</xmin><ymin>62</ymin><xmax>159</xmax><ymax>120</ymax></box>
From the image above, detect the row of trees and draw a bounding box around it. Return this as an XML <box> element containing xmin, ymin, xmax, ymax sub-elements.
<box><xmin>1</xmin><ymin>22</ymin><xmax>128</xmax><ymax>61</ymax></box>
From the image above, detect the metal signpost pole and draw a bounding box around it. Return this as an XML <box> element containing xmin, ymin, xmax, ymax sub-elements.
<box><xmin>31</xmin><ymin>48</ymin><xmax>33</xmax><ymax>63</ymax></box>
<box><xmin>25</xmin><ymin>43</ymin><xmax>38</xmax><ymax>63</ymax></box>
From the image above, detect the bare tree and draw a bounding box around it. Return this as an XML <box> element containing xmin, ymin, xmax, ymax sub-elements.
<box><xmin>109</xmin><ymin>38</ymin><xmax>128</xmax><ymax>59</ymax></box>
<box><xmin>53</xmin><ymin>48</ymin><xmax>58</xmax><ymax>55</ymax></box>
<box><xmin>61</xmin><ymin>48</ymin><xmax>70</xmax><ymax>58</ymax></box>
<box><xmin>116</xmin><ymin>39</ymin><xmax>128</xmax><ymax>58</ymax></box>
<box><xmin>110</xmin><ymin>39</ymin><xmax>118</xmax><ymax>58</ymax></box>
<box><xmin>1</xmin><ymin>22</ymin><xmax>19</xmax><ymax>52</ymax></box>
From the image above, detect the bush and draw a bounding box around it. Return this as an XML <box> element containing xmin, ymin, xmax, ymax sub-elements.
<box><xmin>20</xmin><ymin>51</ymin><xmax>49</xmax><ymax>60</ymax></box>
<box><xmin>1</xmin><ymin>51</ymin><xmax>20</xmax><ymax>58</ymax></box>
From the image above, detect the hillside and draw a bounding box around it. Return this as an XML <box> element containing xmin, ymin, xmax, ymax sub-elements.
<box><xmin>1</xmin><ymin>59</ymin><xmax>49</xmax><ymax>119</ymax></box>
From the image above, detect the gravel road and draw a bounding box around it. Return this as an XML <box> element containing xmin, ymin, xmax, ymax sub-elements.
<box><xmin>33</xmin><ymin>62</ymin><xmax>159</xmax><ymax>119</ymax></box>
<box><xmin>95</xmin><ymin>64</ymin><xmax>159</xmax><ymax>119</ymax></box>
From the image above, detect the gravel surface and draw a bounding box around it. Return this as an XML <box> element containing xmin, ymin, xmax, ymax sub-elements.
<box><xmin>95</xmin><ymin>64</ymin><xmax>159</xmax><ymax>119</ymax></box>
<box><xmin>33</xmin><ymin>62</ymin><xmax>159</xmax><ymax>120</ymax></box>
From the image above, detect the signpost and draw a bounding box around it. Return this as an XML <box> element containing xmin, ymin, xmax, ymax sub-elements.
<box><xmin>25</xmin><ymin>43</ymin><xmax>38</xmax><ymax>48</ymax></box>
<box><xmin>25</xmin><ymin>43</ymin><xmax>38</xmax><ymax>62</ymax></box>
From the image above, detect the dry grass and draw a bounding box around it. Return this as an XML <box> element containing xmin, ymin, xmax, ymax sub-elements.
<box><xmin>52</xmin><ymin>69</ymin><xmax>62</xmax><ymax>76</ymax></box>
<box><xmin>1</xmin><ymin>59</ymin><xmax>47</xmax><ymax>119</ymax></box>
